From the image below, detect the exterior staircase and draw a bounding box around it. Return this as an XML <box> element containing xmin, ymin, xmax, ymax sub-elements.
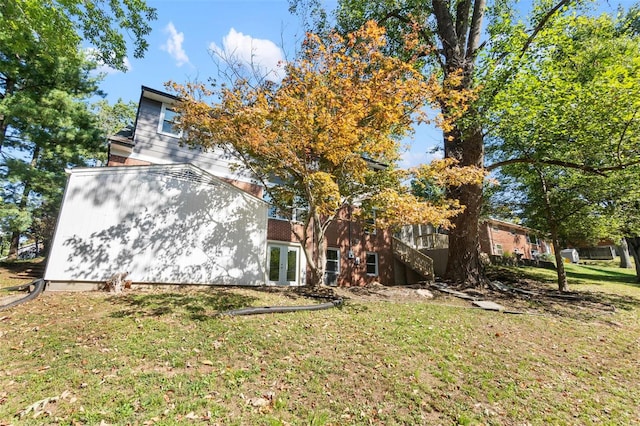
<box><xmin>392</xmin><ymin>236</ymin><xmax>434</xmax><ymax>281</ymax></box>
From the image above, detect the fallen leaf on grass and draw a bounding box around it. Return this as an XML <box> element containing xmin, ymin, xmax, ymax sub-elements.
<box><xmin>18</xmin><ymin>396</ymin><xmax>57</xmax><ymax>418</ymax></box>
<box><xmin>247</xmin><ymin>397</ymin><xmax>270</xmax><ymax>408</ymax></box>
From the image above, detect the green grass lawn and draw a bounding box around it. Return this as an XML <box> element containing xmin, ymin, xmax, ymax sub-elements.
<box><xmin>511</xmin><ymin>261</ymin><xmax>639</xmax><ymax>292</ymax></box>
<box><xmin>1</xmin><ymin>262</ymin><xmax>639</xmax><ymax>425</ymax></box>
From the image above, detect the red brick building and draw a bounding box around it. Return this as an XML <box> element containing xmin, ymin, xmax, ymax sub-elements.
<box><xmin>479</xmin><ymin>218</ymin><xmax>553</xmax><ymax>260</ymax></box>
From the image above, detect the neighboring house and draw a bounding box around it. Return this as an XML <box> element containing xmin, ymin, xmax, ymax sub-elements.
<box><xmin>397</xmin><ymin>219</ymin><xmax>554</xmax><ymax>276</ymax></box>
<box><xmin>479</xmin><ymin>218</ymin><xmax>553</xmax><ymax>260</ymax></box>
<box><xmin>45</xmin><ymin>86</ymin><xmax>431</xmax><ymax>289</ymax></box>
<box><xmin>574</xmin><ymin>241</ymin><xmax>617</xmax><ymax>260</ymax></box>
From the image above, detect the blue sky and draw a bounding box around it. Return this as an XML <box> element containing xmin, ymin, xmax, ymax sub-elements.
<box><xmin>96</xmin><ymin>0</ymin><xmax>634</xmax><ymax>169</ymax></box>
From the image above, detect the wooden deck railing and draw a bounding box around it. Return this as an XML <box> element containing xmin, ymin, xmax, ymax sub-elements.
<box><xmin>392</xmin><ymin>236</ymin><xmax>434</xmax><ymax>281</ymax></box>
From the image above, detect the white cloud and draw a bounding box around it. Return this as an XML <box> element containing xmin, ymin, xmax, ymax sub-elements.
<box><xmin>209</xmin><ymin>28</ymin><xmax>285</xmax><ymax>81</ymax></box>
<box><xmin>162</xmin><ymin>22</ymin><xmax>190</xmax><ymax>67</ymax></box>
<box><xmin>400</xmin><ymin>145</ymin><xmax>442</xmax><ymax>169</ymax></box>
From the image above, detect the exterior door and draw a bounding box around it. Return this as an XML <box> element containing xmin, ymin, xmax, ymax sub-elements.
<box><xmin>268</xmin><ymin>244</ymin><xmax>299</xmax><ymax>285</ymax></box>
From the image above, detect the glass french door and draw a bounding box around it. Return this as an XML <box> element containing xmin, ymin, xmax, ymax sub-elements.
<box><xmin>268</xmin><ymin>244</ymin><xmax>299</xmax><ymax>285</ymax></box>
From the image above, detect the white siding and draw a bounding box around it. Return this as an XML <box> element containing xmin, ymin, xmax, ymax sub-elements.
<box><xmin>45</xmin><ymin>165</ymin><xmax>268</xmax><ymax>287</ymax></box>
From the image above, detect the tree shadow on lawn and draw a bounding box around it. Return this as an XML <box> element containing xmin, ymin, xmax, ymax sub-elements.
<box><xmin>487</xmin><ymin>266</ymin><xmax>640</xmax><ymax>320</ymax></box>
<box><xmin>108</xmin><ymin>288</ymin><xmax>257</xmax><ymax>321</ymax></box>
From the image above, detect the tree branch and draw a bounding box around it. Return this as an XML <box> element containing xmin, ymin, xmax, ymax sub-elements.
<box><xmin>517</xmin><ymin>0</ymin><xmax>573</xmax><ymax>60</ymax></box>
<box><xmin>617</xmin><ymin>107</ymin><xmax>639</xmax><ymax>163</ymax></box>
<box><xmin>466</xmin><ymin>0</ymin><xmax>486</xmax><ymax>59</ymax></box>
<box><xmin>379</xmin><ymin>9</ymin><xmax>443</xmax><ymax>67</ymax></box>
<box><xmin>456</xmin><ymin>0</ymin><xmax>472</xmax><ymax>51</ymax></box>
<box><xmin>486</xmin><ymin>157</ymin><xmax>640</xmax><ymax>175</ymax></box>
<box><xmin>432</xmin><ymin>0</ymin><xmax>460</xmax><ymax>64</ymax></box>
<box><xmin>492</xmin><ymin>0</ymin><xmax>573</xmax><ymax>66</ymax></box>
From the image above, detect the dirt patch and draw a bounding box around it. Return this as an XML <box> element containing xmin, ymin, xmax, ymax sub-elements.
<box><xmin>333</xmin><ymin>282</ymin><xmax>436</xmax><ymax>303</ymax></box>
<box><xmin>286</xmin><ymin>273</ymin><xmax>640</xmax><ymax>321</ymax></box>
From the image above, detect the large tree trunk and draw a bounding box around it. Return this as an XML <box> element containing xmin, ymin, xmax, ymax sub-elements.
<box><xmin>444</xmin><ymin>126</ymin><xmax>485</xmax><ymax>285</ymax></box>
<box><xmin>296</xmin><ymin>211</ymin><xmax>328</xmax><ymax>288</ymax></box>
<box><xmin>0</xmin><ymin>77</ymin><xmax>15</xmax><ymax>152</ymax></box>
<box><xmin>625</xmin><ymin>237</ymin><xmax>640</xmax><ymax>282</ymax></box>
<box><xmin>8</xmin><ymin>180</ymin><xmax>32</xmax><ymax>260</ymax></box>
<box><xmin>433</xmin><ymin>0</ymin><xmax>486</xmax><ymax>286</ymax></box>
<box><xmin>617</xmin><ymin>238</ymin><xmax>633</xmax><ymax>269</ymax></box>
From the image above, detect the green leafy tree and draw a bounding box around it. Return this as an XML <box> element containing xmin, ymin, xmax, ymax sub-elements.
<box><xmin>0</xmin><ymin>0</ymin><xmax>155</xmax><ymax>258</ymax></box>
<box><xmin>92</xmin><ymin>98</ymin><xmax>137</xmax><ymax>140</ymax></box>
<box><xmin>292</xmin><ymin>0</ymin><xmax>589</xmax><ymax>286</ymax></box>
<box><xmin>1</xmin><ymin>62</ymin><xmax>105</xmax><ymax>256</ymax></box>
<box><xmin>486</xmin><ymin>12</ymin><xmax>640</xmax><ymax>290</ymax></box>
<box><xmin>1</xmin><ymin>0</ymin><xmax>156</xmax><ymax>149</ymax></box>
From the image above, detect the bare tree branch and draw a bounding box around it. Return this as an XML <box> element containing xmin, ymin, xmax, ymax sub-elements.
<box><xmin>466</xmin><ymin>0</ymin><xmax>486</xmax><ymax>59</ymax></box>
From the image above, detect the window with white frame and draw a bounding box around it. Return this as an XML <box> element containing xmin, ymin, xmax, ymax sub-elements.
<box><xmin>158</xmin><ymin>104</ymin><xmax>182</xmax><ymax>137</ymax></box>
<box><xmin>366</xmin><ymin>252</ymin><xmax>378</xmax><ymax>276</ymax></box>
<box><xmin>494</xmin><ymin>244</ymin><xmax>504</xmax><ymax>256</ymax></box>
<box><xmin>325</xmin><ymin>248</ymin><xmax>340</xmax><ymax>286</ymax></box>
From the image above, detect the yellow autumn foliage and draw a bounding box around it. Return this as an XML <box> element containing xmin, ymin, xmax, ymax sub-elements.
<box><xmin>168</xmin><ymin>22</ymin><xmax>478</xmax><ymax>282</ymax></box>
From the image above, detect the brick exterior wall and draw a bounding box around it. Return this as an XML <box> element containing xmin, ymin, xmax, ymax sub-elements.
<box><xmin>266</xmin><ymin>207</ymin><xmax>394</xmax><ymax>287</ymax></box>
<box><xmin>324</xmin><ymin>207</ymin><xmax>393</xmax><ymax>287</ymax></box>
<box><xmin>107</xmin><ymin>155</ymin><xmax>151</xmax><ymax>167</ymax></box>
<box><xmin>479</xmin><ymin>220</ymin><xmax>549</xmax><ymax>259</ymax></box>
<box><xmin>267</xmin><ymin>219</ymin><xmax>299</xmax><ymax>242</ymax></box>
<box><xmin>220</xmin><ymin>178</ymin><xmax>263</xmax><ymax>198</ymax></box>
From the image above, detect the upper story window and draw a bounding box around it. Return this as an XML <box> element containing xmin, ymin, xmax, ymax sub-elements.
<box><xmin>264</xmin><ymin>190</ymin><xmax>307</xmax><ymax>222</ymax></box>
<box><xmin>158</xmin><ymin>104</ymin><xmax>182</xmax><ymax>137</ymax></box>
<box><xmin>364</xmin><ymin>209</ymin><xmax>377</xmax><ymax>235</ymax></box>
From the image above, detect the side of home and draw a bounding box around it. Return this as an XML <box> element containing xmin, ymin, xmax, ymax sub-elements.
<box><xmin>46</xmin><ymin>86</ymin><xmax>421</xmax><ymax>289</ymax></box>
<box><xmin>46</xmin><ymin>86</ymin><xmax>555</xmax><ymax>290</ymax></box>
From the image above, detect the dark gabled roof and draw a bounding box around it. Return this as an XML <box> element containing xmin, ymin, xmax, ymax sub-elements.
<box><xmin>141</xmin><ymin>85</ymin><xmax>179</xmax><ymax>103</ymax></box>
<box><xmin>113</xmin><ymin>124</ymin><xmax>134</xmax><ymax>139</ymax></box>
<box><xmin>107</xmin><ymin>124</ymin><xmax>134</xmax><ymax>147</ymax></box>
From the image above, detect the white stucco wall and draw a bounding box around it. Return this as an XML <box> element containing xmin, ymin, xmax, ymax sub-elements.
<box><xmin>45</xmin><ymin>164</ymin><xmax>268</xmax><ymax>287</ymax></box>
